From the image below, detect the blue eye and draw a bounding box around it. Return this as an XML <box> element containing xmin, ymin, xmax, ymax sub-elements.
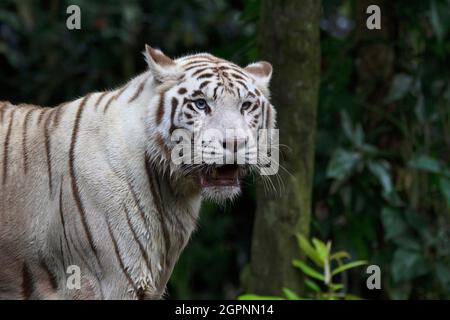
<box><xmin>194</xmin><ymin>99</ymin><xmax>207</xmax><ymax>110</ymax></box>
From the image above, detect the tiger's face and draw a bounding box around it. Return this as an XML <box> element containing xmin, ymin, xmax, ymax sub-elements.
<box><xmin>145</xmin><ymin>45</ymin><xmax>276</xmax><ymax>202</ymax></box>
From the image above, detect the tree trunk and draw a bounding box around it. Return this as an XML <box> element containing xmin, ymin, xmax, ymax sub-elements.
<box><xmin>249</xmin><ymin>0</ymin><xmax>321</xmax><ymax>295</ymax></box>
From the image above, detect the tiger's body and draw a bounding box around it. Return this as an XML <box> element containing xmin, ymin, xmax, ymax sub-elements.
<box><xmin>0</xmin><ymin>46</ymin><xmax>275</xmax><ymax>299</ymax></box>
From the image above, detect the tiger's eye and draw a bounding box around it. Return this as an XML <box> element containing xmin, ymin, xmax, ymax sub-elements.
<box><xmin>242</xmin><ymin>101</ymin><xmax>252</xmax><ymax>111</ymax></box>
<box><xmin>194</xmin><ymin>99</ymin><xmax>208</xmax><ymax>110</ymax></box>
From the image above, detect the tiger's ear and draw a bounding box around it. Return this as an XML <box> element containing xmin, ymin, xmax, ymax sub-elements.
<box><xmin>144</xmin><ymin>45</ymin><xmax>182</xmax><ymax>82</ymax></box>
<box><xmin>244</xmin><ymin>61</ymin><xmax>273</xmax><ymax>89</ymax></box>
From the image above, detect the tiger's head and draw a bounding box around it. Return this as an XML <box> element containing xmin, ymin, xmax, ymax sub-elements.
<box><xmin>144</xmin><ymin>45</ymin><xmax>277</xmax><ymax>202</ymax></box>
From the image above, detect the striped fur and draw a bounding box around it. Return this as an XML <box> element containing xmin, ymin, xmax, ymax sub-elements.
<box><xmin>0</xmin><ymin>45</ymin><xmax>275</xmax><ymax>299</ymax></box>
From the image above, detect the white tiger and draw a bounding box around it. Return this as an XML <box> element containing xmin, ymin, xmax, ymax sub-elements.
<box><xmin>0</xmin><ymin>45</ymin><xmax>276</xmax><ymax>299</ymax></box>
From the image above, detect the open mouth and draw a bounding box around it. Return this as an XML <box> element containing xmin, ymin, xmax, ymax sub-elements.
<box><xmin>199</xmin><ymin>164</ymin><xmax>240</xmax><ymax>187</ymax></box>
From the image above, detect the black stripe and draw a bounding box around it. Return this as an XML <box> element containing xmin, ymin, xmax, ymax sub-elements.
<box><xmin>66</xmin><ymin>97</ymin><xmax>105</xmax><ymax>297</ymax></box>
<box><xmin>128</xmin><ymin>80</ymin><xmax>146</xmax><ymax>103</ymax></box>
<box><xmin>58</xmin><ymin>177</ymin><xmax>74</xmax><ymax>264</ymax></box>
<box><xmin>228</xmin><ymin>67</ymin><xmax>249</xmax><ymax>78</ymax></box>
<box><xmin>261</xmin><ymin>101</ymin><xmax>266</xmax><ymax>130</ymax></box>
<box><xmin>114</xmin><ymin>85</ymin><xmax>128</xmax><ymax>101</ymax></box>
<box><xmin>196</xmin><ymin>73</ymin><xmax>214</xmax><ymax>79</ymax></box>
<box><xmin>59</xmin><ymin>237</ymin><xmax>66</xmax><ymax>270</ymax></box>
<box><xmin>52</xmin><ymin>103</ymin><xmax>65</xmax><ymax>128</ymax></box>
<box><xmin>236</xmin><ymin>80</ymin><xmax>249</xmax><ymax>91</ymax></box>
<box><xmin>156</xmin><ymin>91</ymin><xmax>166</xmax><ymax>125</ymax></box>
<box><xmin>266</xmin><ymin>103</ymin><xmax>271</xmax><ymax>128</ymax></box>
<box><xmin>43</xmin><ymin>109</ymin><xmax>54</xmax><ymax>194</ymax></box>
<box><xmin>2</xmin><ymin>109</ymin><xmax>15</xmax><ymax>185</ymax></box>
<box><xmin>22</xmin><ymin>263</ymin><xmax>35</xmax><ymax>300</ymax></box>
<box><xmin>103</xmin><ymin>85</ymin><xmax>129</xmax><ymax>113</ymax></box>
<box><xmin>249</xmin><ymin>104</ymin><xmax>259</xmax><ymax>113</ymax></box>
<box><xmin>37</xmin><ymin>109</ymin><xmax>45</xmax><ymax>126</ymax></box>
<box><xmin>192</xmin><ymin>67</ymin><xmax>210</xmax><ymax>76</ymax></box>
<box><xmin>68</xmin><ymin>94</ymin><xmax>103</xmax><ymax>269</ymax></box>
<box><xmin>95</xmin><ymin>92</ymin><xmax>108</xmax><ymax>109</ymax></box>
<box><xmin>186</xmin><ymin>103</ymin><xmax>197</xmax><ymax>113</ymax></box>
<box><xmin>144</xmin><ymin>155</ymin><xmax>171</xmax><ymax>269</ymax></box>
<box><xmin>0</xmin><ymin>102</ymin><xmax>5</xmax><ymax>123</ymax></box>
<box><xmin>184</xmin><ymin>112</ymin><xmax>193</xmax><ymax>119</ymax></box>
<box><xmin>107</xmin><ymin>162</ymin><xmax>151</xmax><ymax>233</ymax></box>
<box><xmin>104</xmin><ymin>214</ymin><xmax>139</xmax><ymax>294</ymax></box>
<box><xmin>184</xmin><ymin>63</ymin><xmax>210</xmax><ymax>71</ymax></box>
<box><xmin>39</xmin><ymin>258</ymin><xmax>58</xmax><ymax>290</ymax></box>
<box><xmin>124</xmin><ymin>206</ymin><xmax>152</xmax><ymax>271</ymax></box>
<box><xmin>213</xmin><ymin>85</ymin><xmax>221</xmax><ymax>100</ymax></box>
<box><xmin>191</xmin><ymin>90</ymin><xmax>203</xmax><ymax>97</ymax></box>
<box><xmin>64</xmin><ymin>212</ymin><xmax>105</xmax><ymax>299</ymax></box>
<box><xmin>183</xmin><ymin>59</ymin><xmax>215</xmax><ymax>67</ymax></box>
<box><xmin>103</xmin><ymin>95</ymin><xmax>116</xmax><ymax>113</ymax></box>
<box><xmin>199</xmin><ymin>81</ymin><xmax>210</xmax><ymax>89</ymax></box>
<box><xmin>229</xmin><ymin>72</ymin><xmax>245</xmax><ymax>81</ymax></box>
<box><xmin>22</xmin><ymin>108</ymin><xmax>34</xmax><ymax>174</ymax></box>
<box><xmin>127</xmin><ymin>181</ymin><xmax>152</xmax><ymax>230</ymax></box>
<box><xmin>169</xmin><ymin>97</ymin><xmax>179</xmax><ymax>134</ymax></box>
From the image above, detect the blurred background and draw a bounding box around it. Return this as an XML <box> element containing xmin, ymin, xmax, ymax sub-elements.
<box><xmin>0</xmin><ymin>0</ymin><xmax>449</xmax><ymax>300</ymax></box>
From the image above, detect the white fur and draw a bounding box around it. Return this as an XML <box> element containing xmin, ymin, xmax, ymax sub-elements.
<box><xmin>0</xmin><ymin>48</ymin><xmax>275</xmax><ymax>299</ymax></box>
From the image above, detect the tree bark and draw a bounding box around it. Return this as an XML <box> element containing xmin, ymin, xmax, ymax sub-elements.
<box><xmin>250</xmin><ymin>0</ymin><xmax>321</xmax><ymax>295</ymax></box>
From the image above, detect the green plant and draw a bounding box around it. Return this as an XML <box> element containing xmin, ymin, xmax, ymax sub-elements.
<box><xmin>314</xmin><ymin>0</ymin><xmax>450</xmax><ymax>300</ymax></box>
<box><xmin>238</xmin><ymin>234</ymin><xmax>367</xmax><ymax>300</ymax></box>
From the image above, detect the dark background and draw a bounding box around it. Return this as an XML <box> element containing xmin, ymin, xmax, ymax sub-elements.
<box><xmin>0</xmin><ymin>0</ymin><xmax>449</xmax><ymax>299</ymax></box>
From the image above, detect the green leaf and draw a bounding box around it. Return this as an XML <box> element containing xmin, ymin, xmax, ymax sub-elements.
<box><xmin>392</xmin><ymin>236</ymin><xmax>422</xmax><ymax>252</ymax></box>
<box><xmin>430</xmin><ymin>0</ymin><xmax>446</xmax><ymax>42</ymax></box>
<box><xmin>391</xmin><ymin>249</ymin><xmax>429</xmax><ymax>282</ymax></box>
<box><xmin>293</xmin><ymin>259</ymin><xmax>325</xmax><ymax>282</ymax></box>
<box><xmin>340</xmin><ymin>111</ymin><xmax>364</xmax><ymax>147</ymax></box>
<box><xmin>368</xmin><ymin>160</ymin><xmax>393</xmax><ymax>195</ymax></box>
<box><xmin>359</xmin><ymin>142</ymin><xmax>379</xmax><ymax>155</ymax></box>
<box><xmin>238</xmin><ymin>294</ymin><xmax>283</xmax><ymax>300</ymax></box>
<box><xmin>408</xmin><ymin>154</ymin><xmax>443</xmax><ymax>174</ymax></box>
<box><xmin>329</xmin><ymin>283</ymin><xmax>344</xmax><ymax>291</ymax></box>
<box><xmin>330</xmin><ymin>251</ymin><xmax>351</xmax><ymax>261</ymax></box>
<box><xmin>331</xmin><ymin>260</ymin><xmax>368</xmax><ymax>276</ymax></box>
<box><xmin>352</xmin><ymin>124</ymin><xmax>365</xmax><ymax>147</ymax></box>
<box><xmin>282</xmin><ymin>288</ymin><xmax>303</xmax><ymax>300</ymax></box>
<box><xmin>326</xmin><ymin>148</ymin><xmax>362</xmax><ymax>180</ymax></box>
<box><xmin>344</xmin><ymin>294</ymin><xmax>363</xmax><ymax>300</ymax></box>
<box><xmin>385</xmin><ymin>73</ymin><xmax>413</xmax><ymax>103</ymax></box>
<box><xmin>381</xmin><ymin>207</ymin><xmax>407</xmax><ymax>240</ymax></box>
<box><xmin>384</xmin><ymin>189</ymin><xmax>403</xmax><ymax>207</ymax></box>
<box><xmin>296</xmin><ymin>234</ymin><xmax>323</xmax><ymax>267</ymax></box>
<box><xmin>404</xmin><ymin>209</ymin><xmax>427</xmax><ymax>232</ymax></box>
<box><xmin>304</xmin><ymin>279</ymin><xmax>321</xmax><ymax>293</ymax></box>
<box><xmin>312</xmin><ymin>238</ymin><xmax>329</xmax><ymax>263</ymax></box>
<box><xmin>341</xmin><ymin>110</ymin><xmax>354</xmax><ymax>143</ymax></box>
<box><xmin>436</xmin><ymin>263</ymin><xmax>450</xmax><ymax>291</ymax></box>
<box><xmin>439</xmin><ymin>177</ymin><xmax>450</xmax><ymax>207</ymax></box>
